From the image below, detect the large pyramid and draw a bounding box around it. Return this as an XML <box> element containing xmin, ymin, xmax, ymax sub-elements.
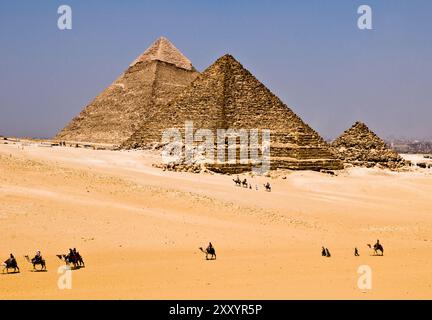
<box><xmin>55</xmin><ymin>37</ymin><xmax>199</xmax><ymax>145</ymax></box>
<box><xmin>122</xmin><ymin>54</ymin><xmax>343</xmax><ymax>172</ymax></box>
<box><xmin>331</xmin><ymin>121</ymin><xmax>406</xmax><ymax>169</ymax></box>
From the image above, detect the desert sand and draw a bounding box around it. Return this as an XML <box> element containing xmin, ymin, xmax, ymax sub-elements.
<box><xmin>1</xmin><ymin>141</ymin><xmax>432</xmax><ymax>299</ymax></box>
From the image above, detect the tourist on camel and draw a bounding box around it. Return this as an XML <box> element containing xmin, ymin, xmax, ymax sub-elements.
<box><xmin>33</xmin><ymin>250</ymin><xmax>42</xmax><ymax>263</ymax></box>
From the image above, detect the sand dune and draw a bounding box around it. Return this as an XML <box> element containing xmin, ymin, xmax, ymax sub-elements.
<box><xmin>1</xmin><ymin>143</ymin><xmax>432</xmax><ymax>299</ymax></box>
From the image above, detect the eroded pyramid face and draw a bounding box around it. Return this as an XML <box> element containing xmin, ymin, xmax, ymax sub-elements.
<box><xmin>331</xmin><ymin>121</ymin><xmax>406</xmax><ymax>169</ymax></box>
<box><xmin>55</xmin><ymin>37</ymin><xmax>199</xmax><ymax>145</ymax></box>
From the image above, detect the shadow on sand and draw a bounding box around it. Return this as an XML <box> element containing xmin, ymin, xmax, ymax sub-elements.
<box><xmin>70</xmin><ymin>265</ymin><xmax>85</xmax><ymax>271</ymax></box>
<box><xmin>1</xmin><ymin>271</ymin><xmax>20</xmax><ymax>275</ymax></box>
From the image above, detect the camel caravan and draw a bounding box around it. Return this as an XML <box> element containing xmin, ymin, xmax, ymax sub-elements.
<box><xmin>232</xmin><ymin>176</ymin><xmax>272</xmax><ymax>192</ymax></box>
<box><xmin>56</xmin><ymin>248</ymin><xmax>85</xmax><ymax>269</ymax></box>
<box><xmin>197</xmin><ymin>240</ymin><xmax>384</xmax><ymax>262</ymax></box>
<box><xmin>2</xmin><ymin>248</ymin><xmax>85</xmax><ymax>274</ymax></box>
<box><xmin>322</xmin><ymin>240</ymin><xmax>384</xmax><ymax>258</ymax></box>
<box><xmin>2</xmin><ymin>240</ymin><xmax>384</xmax><ymax>274</ymax></box>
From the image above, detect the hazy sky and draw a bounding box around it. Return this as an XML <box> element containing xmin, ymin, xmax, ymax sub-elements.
<box><xmin>0</xmin><ymin>0</ymin><xmax>431</xmax><ymax>140</ymax></box>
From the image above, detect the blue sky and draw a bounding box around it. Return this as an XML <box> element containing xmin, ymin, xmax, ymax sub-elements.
<box><xmin>0</xmin><ymin>0</ymin><xmax>431</xmax><ymax>139</ymax></box>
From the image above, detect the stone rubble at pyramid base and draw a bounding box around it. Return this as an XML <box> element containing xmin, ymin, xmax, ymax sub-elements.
<box><xmin>153</xmin><ymin>162</ymin><xmax>209</xmax><ymax>174</ymax></box>
<box><xmin>338</xmin><ymin>158</ymin><xmax>410</xmax><ymax>170</ymax></box>
<box><xmin>152</xmin><ymin>148</ymin><xmax>343</xmax><ymax>174</ymax></box>
<box><xmin>154</xmin><ymin>161</ymin><xmax>344</xmax><ymax>175</ymax></box>
<box><xmin>332</xmin><ymin>144</ymin><xmax>409</xmax><ymax>168</ymax></box>
<box><xmin>206</xmin><ymin>159</ymin><xmax>343</xmax><ymax>174</ymax></box>
<box><xmin>331</xmin><ymin>145</ymin><xmax>411</xmax><ymax>170</ymax></box>
<box><xmin>153</xmin><ymin>158</ymin><xmax>412</xmax><ymax>175</ymax></box>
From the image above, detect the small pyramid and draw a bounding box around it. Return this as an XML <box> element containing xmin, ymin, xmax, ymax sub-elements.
<box><xmin>331</xmin><ymin>121</ymin><xmax>406</xmax><ymax>169</ymax></box>
<box><xmin>55</xmin><ymin>37</ymin><xmax>199</xmax><ymax>145</ymax></box>
<box><xmin>122</xmin><ymin>54</ymin><xmax>342</xmax><ymax>172</ymax></box>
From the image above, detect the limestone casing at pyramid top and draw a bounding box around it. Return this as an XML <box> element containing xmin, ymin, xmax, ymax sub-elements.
<box><xmin>130</xmin><ymin>36</ymin><xmax>195</xmax><ymax>71</ymax></box>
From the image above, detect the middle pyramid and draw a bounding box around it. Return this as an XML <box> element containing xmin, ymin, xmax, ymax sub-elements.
<box><xmin>55</xmin><ymin>37</ymin><xmax>199</xmax><ymax>145</ymax></box>
<box><xmin>123</xmin><ymin>54</ymin><xmax>343</xmax><ymax>172</ymax></box>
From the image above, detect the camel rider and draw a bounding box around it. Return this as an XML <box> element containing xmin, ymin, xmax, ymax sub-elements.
<box><xmin>67</xmin><ymin>248</ymin><xmax>73</xmax><ymax>261</ymax></box>
<box><xmin>374</xmin><ymin>239</ymin><xmax>380</xmax><ymax>248</ymax></box>
<box><xmin>33</xmin><ymin>250</ymin><xmax>42</xmax><ymax>263</ymax></box>
<box><xmin>73</xmin><ymin>248</ymin><xmax>80</xmax><ymax>260</ymax></box>
<box><xmin>4</xmin><ymin>254</ymin><xmax>14</xmax><ymax>264</ymax></box>
<box><xmin>207</xmin><ymin>242</ymin><xmax>213</xmax><ymax>251</ymax></box>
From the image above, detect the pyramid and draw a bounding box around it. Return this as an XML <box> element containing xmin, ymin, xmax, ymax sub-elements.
<box><xmin>331</xmin><ymin>121</ymin><xmax>406</xmax><ymax>169</ymax></box>
<box><xmin>122</xmin><ymin>54</ymin><xmax>343</xmax><ymax>172</ymax></box>
<box><xmin>55</xmin><ymin>37</ymin><xmax>199</xmax><ymax>145</ymax></box>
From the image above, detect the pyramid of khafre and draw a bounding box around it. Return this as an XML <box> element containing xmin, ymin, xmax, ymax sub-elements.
<box><xmin>55</xmin><ymin>37</ymin><xmax>199</xmax><ymax>144</ymax></box>
<box><xmin>331</xmin><ymin>121</ymin><xmax>407</xmax><ymax>169</ymax></box>
<box><xmin>122</xmin><ymin>54</ymin><xmax>343</xmax><ymax>172</ymax></box>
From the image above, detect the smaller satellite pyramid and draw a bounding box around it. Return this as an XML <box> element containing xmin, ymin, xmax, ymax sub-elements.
<box><xmin>331</xmin><ymin>121</ymin><xmax>407</xmax><ymax>169</ymax></box>
<box><xmin>55</xmin><ymin>37</ymin><xmax>199</xmax><ymax>145</ymax></box>
<box><xmin>123</xmin><ymin>54</ymin><xmax>343</xmax><ymax>172</ymax></box>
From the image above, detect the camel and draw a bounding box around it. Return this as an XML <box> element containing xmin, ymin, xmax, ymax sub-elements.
<box><xmin>367</xmin><ymin>243</ymin><xmax>384</xmax><ymax>256</ymax></box>
<box><xmin>233</xmin><ymin>177</ymin><xmax>248</xmax><ymax>188</ymax></box>
<box><xmin>2</xmin><ymin>259</ymin><xmax>19</xmax><ymax>274</ymax></box>
<box><xmin>233</xmin><ymin>177</ymin><xmax>241</xmax><ymax>186</ymax></box>
<box><xmin>25</xmin><ymin>255</ymin><xmax>46</xmax><ymax>271</ymax></box>
<box><xmin>199</xmin><ymin>247</ymin><xmax>216</xmax><ymax>260</ymax></box>
<box><xmin>242</xmin><ymin>179</ymin><xmax>248</xmax><ymax>188</ymax></box>
<box><xmin>56</xmin><ymin>253</ymin><xmax>85</xmax><ymax>269</ymax></box>
<box><xmin>264</xmin><ymin>182</ymin><xmax>271</xmax><ymax>192</ymax></box>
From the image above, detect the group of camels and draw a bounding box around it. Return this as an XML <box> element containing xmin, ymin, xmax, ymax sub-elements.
<box><xmin>322</xmin><ymin>241</ymin><xmax>384</xmax><ymax>258</ymax></box>
<box><xmin>199</xmin><ymin>241</ymin><xmax>384</xmax><ymax>263</ymax></box>
<box><xmin>4</xmin><ymin>242</ymin><xmax>384</xmax><ymax>273</ymax></box>
<box><xmin>2</xmin><ymin>255</ymin><xmax>48</xmax><ymax>274</ymax></box>
<box><xmin>232</xmin><ymin>176</ymin><xmax>271</xmax><ymax>192</ymax></box>
<box><xmin>2</xmin><ymin>250</ymin><xmax>85</xmax><ymax>274</ymax></box>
